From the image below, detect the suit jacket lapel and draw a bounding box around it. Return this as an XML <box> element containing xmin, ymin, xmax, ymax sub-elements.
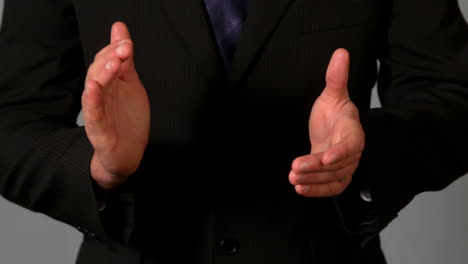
<box><xmin>159</xmin><ymin>0</ymin><xmax>296</xmax><ymax>89</ymax></box>
<box><xmin>228</xmin><ymin>0</ymin><xmax>296</xmax><ymax>90</ymax></box>
<box><xmin>159</xmin><ymin>0</ymin><xmax>225</xmax><ymax>82</ymax></box>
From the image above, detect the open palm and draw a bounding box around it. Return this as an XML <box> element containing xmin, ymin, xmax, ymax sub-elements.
<box><xmin>289</xmin><ymin>49</ymin><xmax>365</xmax><ymax>197</ymax></box>
<box><xmin>82</xmin><ymin>22</ymin><xmax>150</xmax><ymax>189</ymax></box>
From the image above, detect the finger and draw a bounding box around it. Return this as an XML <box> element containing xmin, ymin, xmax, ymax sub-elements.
<box><xmin>295</xmin><ymin>181</ymin><xmax>348</xmax><ymax>198</ymax></box>
<box><xmin>292</xmin><ymin>151</ymin><xmax>361</xmax><ymax>174</ymax></box>
<box><xmin>93</xmin><ymin>39</ymin><xmax>131</xmax><ymax>64</ymax></box>
<box><xmin>111</xmin><ymin>21</ymin><xmax>131</xmax><ymax>44</ymax></box>
<box><xmin>95</xmin><ymin>56</ymin><xmax>122</xmax><ymax>87</ymax></box>
<box><xmin>290</xmin><ymin>169</ymin><xmax>344</xmax><ymax>185</ymax></box>
<box><xmin>110</xmin><ymin>22</ymin><xmax>134</xmax><ymax>72</ymax></box>
<box><xmin>291</xmin><ymin>152</ymin><xmax>324</xmax><ymax>173</ymax></box>
<box><xmin>322</xmin><ymin>126</ymin><xmax>365</xmax><ymax>166</ymax></box>
<box><xmin>82</xmin><ymin>80</ymin><xmax>107</xmax><ymax>138</ymax></box>
<box><xmin>115</xmin><ymin>39</ymin><xmax>133</xmax><ymax>62</ymax></box>
<box><xmin>93</xmin><ymin>42</ymin><xmax>117</xmax><ymax>64</ymax></box>
<box><xmin>86</xmin><ymin>41</ymin><xmax>133</xmax><ymax>84</ymax></box>
<box><xmin>87</xmin><ymin>22</ymin><xmax>132</xmax><ymax>83</ymax></box>
<box><xmin>322</xmin><ymin>48</ymin><xmax>350</xmax><ymax>101</ymax></box>
<box><xmin>289</xmin><ymin>161</ymin><xmax>357</xmax><ymax>185</ymax></box>
<box><xmin>92</xmin><ymin>22</ymin><xmax>133</xmax><ymax>73</ymax></box>
<box><xmin>95</xmin><ymin>40</ymin><xmax>133</xmax><ymax>67</ymax></box>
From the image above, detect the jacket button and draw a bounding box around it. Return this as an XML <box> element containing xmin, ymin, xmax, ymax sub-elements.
<box><xmin>218</xmin><ymin>238</ymin><xmax>240</xmax><ymax>256</ymax></box>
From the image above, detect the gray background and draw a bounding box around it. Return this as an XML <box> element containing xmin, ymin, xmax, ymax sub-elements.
<box><xmin>1</xmin><ymin>1</ymin><xmax>468</xmax><ymax>263</ymax></box>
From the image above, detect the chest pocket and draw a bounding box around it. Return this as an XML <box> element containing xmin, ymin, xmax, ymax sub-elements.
<box><xmin>302</xmin><ymin>0</ymin><xmax>377</xmax><ymax>33</ymax></box>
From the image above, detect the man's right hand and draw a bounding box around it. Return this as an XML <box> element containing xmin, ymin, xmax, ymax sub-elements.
<box><xmin>81</xmin><ymin>22</ymin><xmax>150</xmax><ymax>190</ymax></box>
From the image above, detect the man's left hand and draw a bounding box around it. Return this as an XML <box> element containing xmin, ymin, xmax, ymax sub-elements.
<box><xmin>289</xmin><ymin>48</ymin><xmax>365</xmax><ymax>197</ymax></box>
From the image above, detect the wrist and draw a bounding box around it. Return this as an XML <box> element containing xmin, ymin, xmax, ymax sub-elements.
<box><xmin>90</xmin><ymin>153</ymin><xmax>125</xmax><ymax>190</ymax></box>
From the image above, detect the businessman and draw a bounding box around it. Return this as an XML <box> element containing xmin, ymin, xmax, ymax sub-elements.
<box><xmin>1</xmin><ymin>0</ymin><xmax>468</xmax><ymax>263</ymax></box>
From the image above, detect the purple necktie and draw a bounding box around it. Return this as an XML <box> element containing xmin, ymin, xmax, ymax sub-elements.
<box><xmin>203</xmin><ymin>0</ymin><xmax>249</xmax><ymax>69</ymax></box>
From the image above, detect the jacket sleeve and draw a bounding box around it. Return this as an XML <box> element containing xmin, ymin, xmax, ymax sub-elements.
<box><xmin>334</xmin><ymin>0</ymin><xmax>468</xmax><ymax>242</ymax></box>
<box><xmin>0</xmin><ymin>0</ymin><xmax>134</xmax><ymax>246</ymax></box>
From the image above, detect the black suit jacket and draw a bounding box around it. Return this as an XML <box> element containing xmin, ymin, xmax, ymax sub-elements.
<box><xmin>1</xmin><ymin>0</ymin><xmax>468</xmax><ymax>263</ymax></box>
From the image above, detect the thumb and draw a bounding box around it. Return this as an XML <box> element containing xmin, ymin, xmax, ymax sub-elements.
<box><xmin>111</xmin><ymin>21</ymin><xmax>132</xmax><ymax>44</ymax></box>
<box><xmin>322</xmin><ymin>48</ymin><xmax>350</xmax><ymax>100</ymax></box>
<box><xmin>110</xmin><ymin>22</ymin><xmax>135</xmax><ymax>70</ymax></box>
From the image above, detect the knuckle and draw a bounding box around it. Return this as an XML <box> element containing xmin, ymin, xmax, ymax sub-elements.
<box><xmin>93</xmin><ymin>53</ymin><xmax>108</xmax><ymax>65</ymax></box>
<box><xmin>87</xmin><ymin>62</ymin><xmax>97</xmax><ymax>73</ymax></box>
<box><xmin>326</xmin><ymin>74</ymin><xmax>340</xmax><ymax>86</ymax></box>
<box><xmin>95</xmin><ymin>43</ymin><xmax>117</xmax><ymax>61</ymax></box>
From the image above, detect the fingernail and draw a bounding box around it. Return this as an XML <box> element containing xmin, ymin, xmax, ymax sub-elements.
<box><xmin>116</xmin><ymin>46</ymin><xmax>124</xmax><ymax>56</ymax></box>
<box><xmin>299</xmin><ymin>162</ymin><xmax>309</xmax><ymax>171</ymax></box>
<box><xmin>116</xmin><ymin>43</ymin><xmax>127</xmax><ymax>56</ymax></box>
<box><xmin>105</xmin><ymin>61</ymin><xmax>113</xmax><ymax>70</ymax></box>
